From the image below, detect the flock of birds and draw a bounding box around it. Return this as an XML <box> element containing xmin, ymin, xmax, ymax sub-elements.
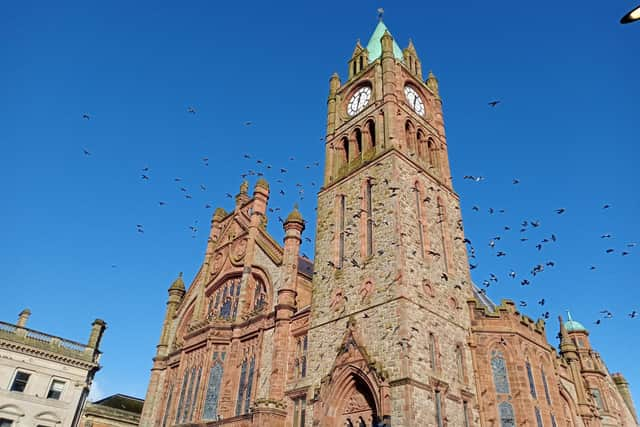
<box><xmin>79</xmin><ymin>99</ymin><xmax>637</xmax><ymax>329</ymax></box>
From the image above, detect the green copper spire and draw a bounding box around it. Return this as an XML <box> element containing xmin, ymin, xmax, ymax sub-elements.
<box><xmin>366</xmin><ymin>20</ymin><xmax>404</xmax><ymax>63</ymax></box>
<box><xmin>565</xmin><ymin>311</ymin><xmax>587</xmax><ymax>332</ymax></box>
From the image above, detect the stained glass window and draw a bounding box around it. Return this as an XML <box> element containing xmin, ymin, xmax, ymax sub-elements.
<box><xmin>182</xmin><ymin>367</ymin><xmax>196</xmax><ymax>422</ymax></box>
<box><xmin>301</xmin><ymin>336</ymin><xmax>308</xmax><ymax>378</ymax></box>
<box><xmin>527</xmin><ymin>362</ymin><xmax>537</xmax><ymax>399</ymax></box>
<box><xmin>253</xmin><ymin>279</ymin><xmax>267</xmax><ymax>312</ymax></box>
<box><xmin>175</xmin><ymin>370</ymin><xmax>189</xmax><ymax>423</ymax></box>
<box><xmin>208</xmin><ymin>277</ymin><xmax>242</xmax><ymax>321</ymax></box>
<box><xmin>203</xmin><ymin>352</ymin><xmax>226</xmax><ymax>420</ymax></box>
<box><xmin>294</xmin><ymin>335</ymin><xmax>308</xmax><ymax>379</ymax></box>
<box><xmin>491</xmin><ymin>351</ymin><xmax>510</xmax><ymax>394</ymax></box>
<box><xmin>235</xmin><ymin>358</ymin><xmax>247</xmax><ymax>416</ymax></box>
<box><xmin>591</xmin><ymin>388</ymin><xmax>604</xmax><ymax>411</ymax></box>
<box><xmin>535</xmin><ymin>407</ymin><xmax>544</xmax><ymax>427</ymax></box>
<box><xmin>499</xmin><ymin>401</ymin><xmax>515</xmax><ymax>427</ymax></box>
<box><xmin>188</xmin><ymin>367</ymin><xmax>202</xmax><ymax>421</ymax></box>
<box><xmin>244</xmin><ymin>356</ymin><xmax>255</xmax><ymax>414</ymax></box>
<box><xmin>161</xmin><ymin>384</ymin><xmax>173</xmax><ymax>427</ymax></box>
<box><xmin>542</xmin><ymin>367</ymin><xmax>551</xmax><ymax>404</ymax></box>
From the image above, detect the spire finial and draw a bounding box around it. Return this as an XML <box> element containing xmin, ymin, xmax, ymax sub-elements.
<box><xmin>567</xmin><ymin>310</ymin><xmax>573</xmax><ymax>321</ymax></box>
<box><xmin>377</xmin><ymin>7</ymin><xmax>384</xmax><ymax>21</ymax></box>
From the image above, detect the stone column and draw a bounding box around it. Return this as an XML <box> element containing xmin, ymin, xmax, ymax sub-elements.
<box><xmin>258</xmin><ymin>206</ymin><xmax>304</xmax><ymax>427</ymax></box>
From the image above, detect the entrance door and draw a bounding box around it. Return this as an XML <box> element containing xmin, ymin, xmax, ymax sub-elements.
<box><xmin>337</xmin><ymin>380</ymin><xmax>376</xmax><ymax>427</ymax></box>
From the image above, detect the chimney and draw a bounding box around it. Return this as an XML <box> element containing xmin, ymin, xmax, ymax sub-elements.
<box><xmin>87</xmin><ymin>319</ymin><xmax>107</xmax><ymax>350</ymax></box>
<box><xmin>16</xmin><ymin>309</ymin><xmax>31</xmax><ymax>327</ymax></box>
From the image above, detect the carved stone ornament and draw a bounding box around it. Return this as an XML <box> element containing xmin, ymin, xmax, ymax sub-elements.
<box><xmin>231</xmin><ymin>237</ymin><xmax>248</xmax><ymax>262</ymax></box>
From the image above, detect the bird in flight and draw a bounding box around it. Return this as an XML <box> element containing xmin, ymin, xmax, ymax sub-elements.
<box><xmin>82</xmin><ymin>148</ymin><xmax>91</xmax><ymax>156</ymax></box>
<box><xmin>187</xmin><ymin>106</ymin><xmax>196</xmax><ymax>114</ymax></box>
<box><xmin>488</xmin><ymin>100</ymin><xmax>501</xmax><ymax>107</ymax></box>
<box><xmin>244</xmin><ymin>121</ymin><xmax>253</xmax><ymax>126</ymax></box>
<box><xmin>82</xmin><ymin>113</ymin><xmax>91</xmax><ymax>120</ymax></box>
<box><xmin>555</xmin><ymin>208</ymin><xmax>566</xmax><ymax>214</ymax></box>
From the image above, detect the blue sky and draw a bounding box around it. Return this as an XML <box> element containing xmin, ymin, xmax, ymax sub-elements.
<box><xmin>1</xmin><ymin>0</ymin><xmax>638</xmax><ymax>407</ymax></box>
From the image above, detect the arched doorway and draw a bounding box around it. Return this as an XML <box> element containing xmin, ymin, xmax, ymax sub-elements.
<box><xmin>337</xmin><ymin>375</ymin><xmax>378</xmax><ymax>426</ymax></box>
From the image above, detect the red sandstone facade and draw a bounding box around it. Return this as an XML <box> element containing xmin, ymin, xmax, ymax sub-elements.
<box><xmin>139</xmin><ymin>21</ymin><xmax>638</xmax><ymax>427</ymax></box>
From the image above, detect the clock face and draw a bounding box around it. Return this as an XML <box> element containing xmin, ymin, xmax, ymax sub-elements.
<box><xmin>347</xmin><ymin>86</ymin><xmax>372</xmax><ymax>116</ymax></box>
<box><xmin>404</xmin><ymin>86</ymin><xmax>425</xmax><ymax>116</ymax></box>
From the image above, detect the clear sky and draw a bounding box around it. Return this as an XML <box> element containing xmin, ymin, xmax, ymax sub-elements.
<box><xmin>1</xmin><ymin>0</ymin><xmax>638</xmax><ymax>408</ymax></box>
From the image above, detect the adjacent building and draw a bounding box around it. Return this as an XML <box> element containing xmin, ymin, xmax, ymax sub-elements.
<box><xmin>0</xmin><ymin>309</ymin><xmax>106</xmax><ymax>427</ymax></box>
<box><xmin>81</xmin><ymin>394</ymin><xmax>143</xmax><ymax>427</ymax></box>
<box><xmin>139</xmin><ymin>19</ymin><xmax>638</xmax><ymax>427</ymax></box>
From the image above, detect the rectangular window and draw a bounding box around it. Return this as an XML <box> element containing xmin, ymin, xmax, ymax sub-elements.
<box><xmin>551</xmin><ymin>414</ymin><xmax>557</xmax><ymax>427</ymax></box>
<box><xmin>338</xmin><ymin>195</ymin><xmax>346</xmax><ymax>268</ymax></box>
<box><xmin>435</xmin><ymin>390</ymin><xmax>443</xmax><ymax>427</ymax></box>
<box><xmin>366</xmin><ymin>180</ymin><xmax>373</xmax><ymax>257</ymax></box>
<box><xmin>463</xmin><ymin>401</ymin><xmax>471</xmax><ymax>427</ymax></box>
<box><xmin>535</xmin><ymin>407</ymin><xmax>544</xmax><ymax>427</ymax></box>
<box><xmin>542</xmin><ymin>368</ymin><xmax>551</xmax><ymax>404</ymax></box>
<box><xmin>175</xmin><ymin>370</ymin><xmax>190</xmax><ymax>423</ymax></box>
<box><xmin>527</xmin><ymin>362</ymin><xmax>537</xmax><ymax>399</ymax></box>
<box><xmin>429</xmin><ymin>334</ymin><xmax>437</xmax><ymax>370</ymax></box>
<box><xmin>292</xmin><ymin>396</ymin><xmax>306</xmax><ymax>427</ymax></box>
<box><xmin>415</xmin><ymin>187</ymin><xmax>424</xmax><ymax>259</ymax></box>
<box><xmin>10</xmin><ymin>371</ymin><xmax>30</xmax><ymax>392</ymax></box>
<box><xmin>47</xmin><ymin>380</ymin><xmax>65</xmax><ymax>400</ymax></box>
<box><xmin>591</xmin><ymin>388</ymin><xmax>604</xmax><ymax>411</ymax></box>
<box><xmin>301</xmin><ymin>335</ymin><xmax>308</xmax><ymax>378</ymax></box>
<box><xmin>0</xmin><ymin>419</ymin><xmax>13</xmax><ymax>427</ymax></box>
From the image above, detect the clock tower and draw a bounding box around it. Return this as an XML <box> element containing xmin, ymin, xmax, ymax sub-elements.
<box><xmin>306</xmin><ymin>19</ymin><xmax>479</xmax><ymax>426</ymax></box>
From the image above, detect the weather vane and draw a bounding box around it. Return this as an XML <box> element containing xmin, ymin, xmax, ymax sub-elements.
<box><xmin>377</xmin><ymin>8</ymin><xmax>384</xmax><ymax>21</ymax></box>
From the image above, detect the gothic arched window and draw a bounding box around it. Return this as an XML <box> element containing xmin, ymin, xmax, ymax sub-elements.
<box><xmin>405</xmin><ymin>121</ymin><xmax>415</xmax><ymax>152</ymax></box>
<box><xmin>366</xmin><ymin>120</ymin><xmax>376</xmax><ymax>149</ymax></box>
<box><xmin>207</xmin><ymin>277</ymin><xmax>242</xmax><ymax>321</ymax></box>
<box><xmin>527</xmin><ymin>361</ymin><xmax>537</xmax><ymax>399</ymax></box>
<box><xmin>417</xmin><ymin>129</ymin><xmax>426</xmax><ymax>161</ymax></box>
<box><xmin>428</xmin><ymin>138</ymin><xmax>440</xmax><ymax>174</ymax></box>
<box><xmin>499</xmin><ymin>401</ymin><xmax>516</xmax><ymax>427</ymax></box>
<box><xmin>354</xmin><ymin>128</ymin><xmax>363</xmax><ymax>159</ymax></box>
<box><xmin>342</xmin><ymin>137</ymin><xmax>350</xmax><ymax>165</ymax></box>
<box><xmin>203</xmin><ymin>352</ymin><xmax>226</xmax><ymax>420</ymax></box>
<box><xmin>491</xmin><ymin>350</ymin><xmax>510</xmax><ymax>394</ymax></box>
<box><xmin>253</xmin><ymin>278</ymin><xmax>267</xmax><ymax>312</ymax></box>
